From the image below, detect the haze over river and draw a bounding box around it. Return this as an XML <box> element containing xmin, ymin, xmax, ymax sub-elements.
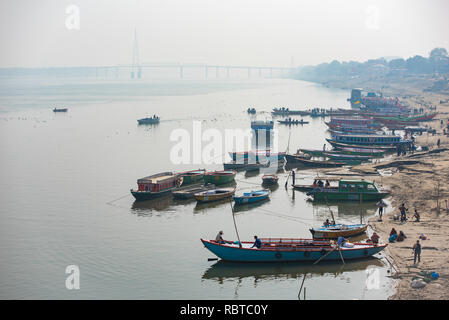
<box><xmin>0</xmin><ymin>75</ymin><xmax>394</xmax><ymax>299</ymax></box>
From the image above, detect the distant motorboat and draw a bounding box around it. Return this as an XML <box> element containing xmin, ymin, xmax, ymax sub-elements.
<box><xmin>138</xmin><ymin>116</ymin><xmax>160</xmax><ymax>125</ymax></box>
<box><xmin>53</xmin><ymin>107</ymin><xmax>68</xmax><ymax>112</ymax></box>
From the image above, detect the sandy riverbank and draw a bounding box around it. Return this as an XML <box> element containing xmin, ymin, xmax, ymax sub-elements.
<box><xmin>313</xmin><ymin>75</ymin><xmax>449</xmax><ymax>299</ymax></box>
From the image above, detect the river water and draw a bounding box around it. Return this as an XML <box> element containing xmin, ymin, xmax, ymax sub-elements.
<box><xmin>0</xmin><ymin>75</ymin><xmax>394</xmax><ymax>299</ymax></box>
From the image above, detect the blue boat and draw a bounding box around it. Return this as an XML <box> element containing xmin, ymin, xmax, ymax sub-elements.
<box><xmin>234</xmin><ymin>189</ymin><xmax>270</xmax><ymax>205</ymax></box>
<box><xmin>201</xmin><ymin>238</ymin><xmax>387</xmax><ymax>262</ymax></box>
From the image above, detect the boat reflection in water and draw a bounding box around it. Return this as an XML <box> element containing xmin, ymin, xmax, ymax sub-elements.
<box><xmin>232</xmin><ymin>198</ymin><xmax>270</xmax><ymax>214</ymax></box>
<box><xmin>310</xmin><ymin>201</ymin><xmax>378</xmax><ymax>219</ymax></box>
<box><xmin>130</xmin><ymin>194</ymin><xmax>174</xmax><ymax>214</ymax></box>
<box><xmin>131</xmin><ymin>194</ymin><xmax>196</xmax><ymax>214</ymax></box>
<box><xmin>194</xmin><ymin>197</ymin><xmax>233</xmax><ymax>212</ymax></box>
<box><xmin>202</xmin><ymin>258</ymin><xmax>385</xmax><ymax>286</ymax></box>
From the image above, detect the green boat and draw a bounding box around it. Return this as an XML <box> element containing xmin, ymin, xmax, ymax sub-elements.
<box><xmin>204</xmin><ymin>170</ymin><xmax>237</xmax><ymax>185</ymax></box>
<box><xmin>307</xmin><ymin>179</ymin><xmax>389</xmax><ymax>201</ymax></box>
<box><xmin>299</xmin><ymin>147</ymin><xmax>384</xmax><ymax>158</ymax></box>
<box><xmin>177</xmin><ymin>169</ymin><xmax>206</xmax><ymax>185</ymax></box>
<box><xmin>297</xmin><ymin>148</ymin><xmax>326</xmax><ymax>157</ymax></box>
<box><xmin>331</xmin><ymin>146</ymin><xmax>385</xmax><ymax>157</ymax></box>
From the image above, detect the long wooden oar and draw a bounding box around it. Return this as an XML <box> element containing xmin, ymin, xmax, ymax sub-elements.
<box><xmin>324</xmin><ymin>196</ymin><xmax>336</xmax><ymax>225</ymax></box>
<box><xmin>337</xmin><ymin>245</ymin><xmax>346</xmax><ymax>265</ymax></box>
<box><xmin>313</xmin><ymin>246</ymin><xmax>338</xmax><ymax>265</ymax></box>
<box><xmin>285</xmin><ymin>171</ymin><xmax>291</xmax><ymax>188</ymax></box>
<box><xmin>298</xmin><ymin>273</ymin><xmax>307</xmax><ymax>299</ymax></box>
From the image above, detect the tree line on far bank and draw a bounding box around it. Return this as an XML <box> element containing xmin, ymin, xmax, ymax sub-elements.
<box><xmin>293</xmin><ymin>48</ymin><xmax>449</xmax><ymax>82</ymax></box>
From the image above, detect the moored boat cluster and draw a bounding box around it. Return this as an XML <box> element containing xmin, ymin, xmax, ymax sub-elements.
<box><xmin>130</xmin><ymin>89</ymin><xmax>437</xmax><ymax>263</ymax></box>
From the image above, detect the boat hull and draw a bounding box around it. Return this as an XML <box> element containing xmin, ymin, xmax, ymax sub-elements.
<box><xmin>172</xmin><ymin>184</ymin><xmax>215</xmax><ymax>199</ymax></box>
<box><xmin>201</xmin><ymin>239</ymin><xmax>387</xmax><ymax>262</ymax></box>
<box><xmin>262</xmin><ymin>175</ymin><xmax>279</xmax><ymax>185</ymax></box>
<box><xmin>130</xmin><ymin>188</ymin><xmax>174</xmax><ymax>201</ymax></box>
<box><xmin>204</xmin><ymin>171</ymin><xmax>236</xmax><ymax>185</ymax></box>
<box><xmin>326</xmin><ymin>139</ymin><xmax>397</xmax><ymax>152</ymax></box>
<box><xmin>178</xmin><ymin>170</ymin><xmax>206</xmax><ymax>185</ymax></box>
<box><xmin>285</xmin><ymin>154</ymin><xmax>346</xmax><ymax>167</ymax></box>
<box><xmin>194</xmin><ymin>188</ymin><xmax>236</xmax><ymax>203</ymax></box>
<box><xmin>234</xmin><ymin>192</ymin><xmax>269</xmax><ymax>205</ymax></box>
<box><xmin>310</xmin><ymin>191</ymin><xmax>389</xmax><ymax>201</ymax></box>
<box><xmin>310</xmin><ymin>224</ymin><xmax>368</xmax><ymax>239</ymax></box>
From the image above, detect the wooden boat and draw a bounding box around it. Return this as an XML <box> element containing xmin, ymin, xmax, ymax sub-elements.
<box><xmin>234</xmin><ymin>189</ymin><xmax>270</xmax><ymax>205</ymax></box>
<box><xmin>194</xmin><ymin>187</ymin><xmax>236</xmax><ymax>203</ymax></box>
<box><xmin>137</xmin><ymin>116</ymin><xmax>160</xmax><ymax>125</ymax></box>
<box><xmin>332</xmin><ymin>146</ymin><xmax>385</xmax><ymax>157</ymax></box>
<box><xmin>309</xmin><ymin>224</ymin><xmax>368</xmax><ymax>239</ymax></box>
<box><xmin>297</xmin><ymin>148</ymin><xmax>326</xmax><ymax>157</ymax></box>
<box><xmin>262</xmin><ymin>174</ymin><xmax>279</xmax><ymax>185</ymax></box>
<box><xmin>176</xmin><ymin>169</ymin><xmax>205</xmax><ymax>185</ymax></box>
<box><xmin>328</xmin><ymin>127</ymin><xmax>377</xmax><ymax>135</ymax></box>
<box><xmin>323</xmin><ymin>152</ymin><xmax>372</xmax><ymax>162</ymax></box>
<box><xmin>329</xmin><ymin>132</ymin><xmax>412</xmax><ymax>147</ymax></box>
<box><xmin>201</xmin><ymin>238</ymin><xmax>387</xmax><ymax>262</ymax></box>
<box><xmin>373</xmin><ymin>112</ymin><xmax>437</xmax><ymax>125</ymax></box>
<box><xmin>229</xmin><ymin>150</ymin><xmax>286</xmax><ymax>162</ymax></box>
<box><xmin>326</xmin><ymin>139</ymin><xmax>398</xmax><ymax>152</ymax></box>
<box><xmin>130</xmin><ymin>172</ymin><xmax>182</xmax><ymax>201</ymax></box>
<box><xmin>53</xmin><ymin>107</ymin><xmax>68</xmax><ymax>112</ymax></box>
<box><xmin>325</xmin><ymin>117</ymin><xmax>379</xmax><ymax>130</ymax></box>
<box><xmin>277</xmin><ymin>119</ymin><xmax>309</xmax><ymax>125</ymax></box>
<box><xmin>306</xmin><ymin>179</ymin><xmax>389</xmax><ymax>201</ymax></box>
<box><xmin>172</xmin><ymin>183</ymin><xmax>216</xmax><ymax>199</ymax></box>
<box><xmin>271</xmin><ymin>107</ymin><xmax>309</xmax><ymax>116</ymax></box>
<box><xmin>285</xmin><ymin>154</ymin><xmax>346</xmax><ymax>167</ymax></box>
<box><xmin>204</xmin><ymin>170</ymin><xmax>236</xmax><ymax>185</ymax></box>
<box><xmin>223</xmin><ymin>161</ymin><xmax>267</xmax><ymax>172</ymax></box>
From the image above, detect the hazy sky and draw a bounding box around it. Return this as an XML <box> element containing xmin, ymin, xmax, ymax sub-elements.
<box><xmin>1</xmin><ymin>0</ymin><xmax>448</xmax><ymax>68</ymax></box>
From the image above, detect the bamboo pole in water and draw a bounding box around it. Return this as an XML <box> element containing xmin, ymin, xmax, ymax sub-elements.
<box><xmin>360</xmin><ymin>194</ymin><xmax>363</xmax><ymax>224</ymax></box>
<box><xmin>229</xmin><ymin>199</ymin><xmax>242</xmax><ymax>248</ymax></box>
<box><xmin>298</xmin><ymin>273</ymin><xmax>306</xmax><ymax>299</ymax></box>
<box><xmin>337</xmin><ymin>245</ymin><xmax>346</xmax><ymax>265</ymax></box>
<box><xmin>325</xmin><ymin>196</ymin><xmax>336</xmax><ymax>224</ymax></box>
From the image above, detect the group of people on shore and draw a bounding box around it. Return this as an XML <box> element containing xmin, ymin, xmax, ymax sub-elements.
<box><xmin>377</xmin><ymin>201</ymin><xmax>420</xmax><ymax>223</ymax></box>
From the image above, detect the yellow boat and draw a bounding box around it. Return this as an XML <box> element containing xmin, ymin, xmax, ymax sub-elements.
<box><xmin>309</xmin><ymin>224</ymin><xmax>368</xmax><ymax>239</ymax></box>
<box><xmin>194</xmin><ymin>187</ymin><xmax>236</xmax><ymax>203</ymax></box>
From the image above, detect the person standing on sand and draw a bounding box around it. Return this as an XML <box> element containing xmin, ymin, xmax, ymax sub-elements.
<box><xmin>377</xmin><ymin>199</ymin><xmax>386</xmax><ymax>220</ymax></box>
<box><xmin>399</xmin><ymin>203</ymin><xmax>408</xmax><ymax>222</ymax></box>
<box><xmin>413</xmin><ymin>240</ymin><xmax>422</xmax><ymax>265</ymax></box>
<box><xmin>437</xmin><ymin>138</ymin><xmax>441</xmax><ymax>148</ymax></box>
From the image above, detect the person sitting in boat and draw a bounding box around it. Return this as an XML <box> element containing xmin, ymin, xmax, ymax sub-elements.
<box><xmin>251</xmin><ymin>235</ymin><xmax>262</xmax><ymax>249</ymax></box>
<box><xmin>324</xmin><ymin>180</ymin><xmax>330</xmax><ymax>188</ymax></box>
<box><xmin>317</xmin><ymin>180</ymin><xmax>324</xmax><ymax>188</ymax></box>
<box><xmin>214</xmin><ymin>231</ymin><xmax>232</xmax><ymax>244</ymax></box>
<box><xmin>312</xmin><ymin>180</ymin><xmax>318</xmax><ymax>188</ymax></box>
<box><xmin>337</xmin><ymin>236</ymin><xmax>347</xmax><ymax>247</ymax></box>
<box><xmin>323</xmin><ymin>219</ymin><xmax>331</xmax><ymax>227</ymax></box>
